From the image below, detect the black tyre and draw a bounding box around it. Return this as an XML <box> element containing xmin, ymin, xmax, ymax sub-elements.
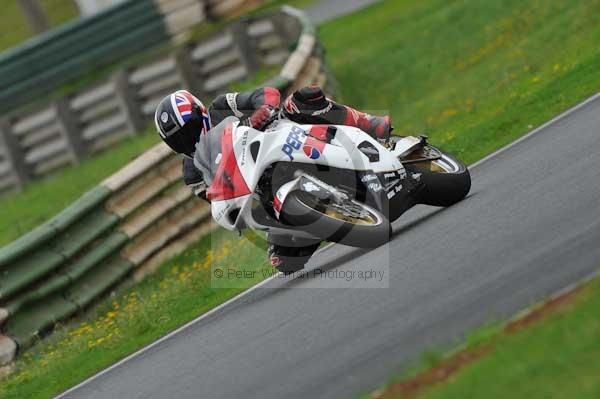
<box><xmin>280</xmin><ymin>191</ymin><xmax>391</xmax><ymax>248</ymax></box>
<box><xmin>406</xmin><ymin>147</ymin><xmax>471</xmax><ymax>207</ymax></box>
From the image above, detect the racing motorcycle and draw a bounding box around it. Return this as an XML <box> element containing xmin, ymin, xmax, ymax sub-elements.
<box><xmin>206</xmin><ymin>117</ymin><xmax>471</xmax><ymax>248</ymax></box>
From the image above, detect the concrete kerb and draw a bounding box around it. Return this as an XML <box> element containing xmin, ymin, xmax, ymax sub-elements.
<box><xmin>0</xmin><ymin>336</ymin><xmax>17</xmax><ymax>366</ymax></box>
<box><xmin>0</xmin><ymin>308</ymin><xmax>8</xmax><ymax>326</ymax></box>
<box><xmin>101</xmin><ymin>142</ymin><xmax>173</xmax><ymax>192</ymax></box>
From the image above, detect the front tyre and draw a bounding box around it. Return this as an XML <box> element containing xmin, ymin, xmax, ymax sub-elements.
<box><xmin>405</xmin><ymin>147</ymin><xmax>471</xmax><ymax>207</ymax></box>
<box><xmin>280</xmin><ymin>191</ymin><xmax>391</xmax><ymax>248</ymax></box>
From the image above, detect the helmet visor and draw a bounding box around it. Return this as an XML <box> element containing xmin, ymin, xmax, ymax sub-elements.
<box><xmin>164</xmin><ymin>117</ymin><xmax>204</xmax><ymax>157</ymax></box>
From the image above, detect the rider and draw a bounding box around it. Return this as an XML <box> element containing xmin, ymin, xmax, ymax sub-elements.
<box><xmin>154</xmin><ymin>85</ymin><xmax>392</xmax><ymax>274</ymax></box>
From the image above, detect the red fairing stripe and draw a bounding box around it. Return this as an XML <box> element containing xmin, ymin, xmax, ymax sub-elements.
<box><xmin>206</xmin><ymin>123</ymin><xmax>251</xmax><ymax>201</ymax></box>
<box><xmin>309</xmin><ymin>125</ymin><xmax>329</xmax><ymax>141</ymax></box>
<box><xmin>263</xmin><ymin>87</ymin><xmax>281</xmax><ymax>107</ymax></box>
<box><xmin>304</xmin><ymin>136</ymin><xmax>326</xmax><ymax>153</ymax></box>
<box><xmin>273</xmin><ymin>195</ymin><xmax>283</xmax><ymax>213</ymax></box>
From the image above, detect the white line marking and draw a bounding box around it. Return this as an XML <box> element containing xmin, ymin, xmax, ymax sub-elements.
<box><xmin>55</xmin><ymin>274</ymin><xmax>279</xmax><ymax>398</ymax></box>
<box><xmin>55</xmin><ymin>91</ymin><xmax>600</xmax><ymax>398</ymax></box>
<box><xmin>56</xmin><ymin>241</ymin><xmax>337</xmax><ymax>398</ymax></box>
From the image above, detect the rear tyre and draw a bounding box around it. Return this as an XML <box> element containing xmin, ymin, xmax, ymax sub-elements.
<box><xmin>280</xmin><ymin>191</ymin><xmax>391</xmax><ymax>248</ymax></box>
<box><xmin>406</xmin><ymin>148</ymin><xmax>471</xmax><ymax>207</ymax></box>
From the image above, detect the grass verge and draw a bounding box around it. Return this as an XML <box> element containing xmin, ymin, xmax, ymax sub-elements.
<box><xmin>0</xmin><ymin>0</ymin><xmax>78</xmax><ymax>51</ymax></box>
<box><xmin>320</xmin><ymin>0</ymin><xmax>600</xmax><ymax>165</ymax></box>
<box><xmin>371</xmin><ymin>274</ymin><xmax>600</xmax><ymax>399</ymax></box>
<box><xmin>3</xmin><ymin>0</ymin><xmax>600</xmax><ymax>397</ymax></box>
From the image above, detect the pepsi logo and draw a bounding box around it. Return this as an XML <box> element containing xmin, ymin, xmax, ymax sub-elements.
<box><xmin>303</xmin><ymin>144</ymin><xmax>321</xmax><ymax>159</ymax></box>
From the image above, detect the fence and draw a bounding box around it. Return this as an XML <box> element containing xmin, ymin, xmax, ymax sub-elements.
<box><xmin>0</xmin><ymin>0</ymin><xmax>264</xmax><ymax>116</ymax></box>
<box><xmin>0</xmin><ymin>5</ymin><xmax>303</xmax><ymax>194</ymax></box>
<box><xmin>0</xmin><ymin>6</ymin><xmax>334</xmax><ymax>366</ymax></box>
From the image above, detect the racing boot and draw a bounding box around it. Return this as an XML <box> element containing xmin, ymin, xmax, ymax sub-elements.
<box><xmin>345</xmin><ymin>108</ymin><xmax>392</xmax><ymax>140</ymax></box>
<box><xmin>267</xmin><ymin>241</ymin><xmax>320</xmax><ymax>275</ymax></box>
<box><xmin>283</xmin><ymin>85</ymin><xmax>392</xmax><ymax>139</ymax></box>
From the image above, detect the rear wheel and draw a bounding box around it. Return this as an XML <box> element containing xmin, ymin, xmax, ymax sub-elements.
<box><xmin>280</xmin><ymin>191</ymin><xmax>391</xmax><ymax>248</ymax></box>
<box><xmin>403</xmin><ymin>146</ymin><xmax>471</xmax><ymax>207</ymax></box>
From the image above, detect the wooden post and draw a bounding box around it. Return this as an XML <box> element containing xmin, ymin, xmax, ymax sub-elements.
<box><xmin>112</xmin><ymin>69</ymin><xmax>146</xmax><ymax>134</ymax></box>
<box><xmin>270</xmin><ymin>12</ymin><xmax>300</xmax><ymax>48</ymax></box>
<box><xmin>173</xmin><ymin>50</ymin><xmax>208</xmax><ymax>101</ymax></box>
<box><xmin>17</xmin><ymin>0</ymin><xmax>49</xmax><ymax>34</ymax></box>
<box><xmin>0</xmin><ymin>118</ymin><xmax>30</xmax><ymax>187</ymax></box>
<box><xmin>54</xmin><ymin>98</ymin><xmax>85</xmax><ymax>163</ymax></box>
<box><xmin>230</xmin><ymin>19</ymin><xmax>261</xmax><ymax>75</ymax></box>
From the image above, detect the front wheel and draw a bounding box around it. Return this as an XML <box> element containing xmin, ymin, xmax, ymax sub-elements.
<box><xmin>280</xmin><ymin>191</ymin><xmax>391</xmax><ymax>248</ymax></box>
<box><xmin>404</xmin><ymin>146</ymin><xmax>471</xmax><ymax>207</ymax></box>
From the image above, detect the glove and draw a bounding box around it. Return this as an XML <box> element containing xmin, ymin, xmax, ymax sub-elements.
<box><xmin>249</xmin><ymin>104</ymin><xmax>277</xmax><ymax>131</ymax></box>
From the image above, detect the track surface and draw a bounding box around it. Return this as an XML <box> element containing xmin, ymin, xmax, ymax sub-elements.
<box><xmin>306</xmin><ymin>0</ymin><xmax>380</xmax><ymax>24</ymax></box>
<box><xmin>56</xmin><ymin>92</ymin><xmax>600</xmax><ymax>398</ymax></box>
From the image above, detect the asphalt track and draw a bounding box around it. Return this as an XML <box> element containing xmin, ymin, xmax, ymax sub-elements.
<box><xmin>54</xmin><ymin>88</ymin><xmax>600</xmax><ymax>398</ymax></box>
<box><xmin>305</xmin><ymin>0</ymin><xmax>380</xmax><ymax>24</ymax></box>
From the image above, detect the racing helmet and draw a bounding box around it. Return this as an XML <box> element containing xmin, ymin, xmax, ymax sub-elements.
<box><xmin>154</xmin><ymin>90</ymin><xmax>211</xmax><ymax>157</ymax></box>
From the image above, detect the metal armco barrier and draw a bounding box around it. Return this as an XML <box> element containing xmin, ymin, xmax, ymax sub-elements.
<box><xmin>0</xmin><ymin>0</ymin><xmax>168</xmax><ymax>114</ymax></box>
<box><xmin>0</xmin><ymin>6</ymin><xmax>334</xmax><ymax>365</ymax></box>
<box><xmin>0</xmin><ymin>0</ymin><xmax>265</xmax><ymax>116</ymax></box>
<box><xmin>0</xmin><ymin>4</ymin><xmax>304</xmax><ymax>195</ymax></box>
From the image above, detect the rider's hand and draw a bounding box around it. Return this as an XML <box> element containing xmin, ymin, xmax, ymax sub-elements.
<box><xmin>249</xmin><ymin>104</ymin><xmax>277</xmax><ymax>131</ymax></box>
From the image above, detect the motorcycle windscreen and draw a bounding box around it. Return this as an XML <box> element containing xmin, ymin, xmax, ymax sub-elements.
<box><xmin>206</xmin><ymin>123</ymin><xmax>251</xmax><ymax>201</ymax></box>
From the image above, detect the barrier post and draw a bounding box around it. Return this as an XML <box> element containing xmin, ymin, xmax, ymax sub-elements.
<box><xmin>230</xmin><ymin>20</ymin><xmax>261</xmax><ymax>75</ymax></box>
<box><xmin>270</xmin><ymin>11</ymin><xmax>301</xmax><ymax>47</ymax></box>
<box><xmin>174</xmin><ymin>50</ymin><xmax>207</xmax><ymax>99</ymax></box>
<box><xmin>0</xmin><ymin>118</ymin><xmax>30</xmax><ymax>187</ymax></box>
<box><xmin>113</xmin><ymin>69</ymin><xmax>147</xmax><ymax>134</ymax></box>
<box><xmin>54</xmin><ymin>98</ymin><xmax>85</xmax><ymax>163</ymax></box>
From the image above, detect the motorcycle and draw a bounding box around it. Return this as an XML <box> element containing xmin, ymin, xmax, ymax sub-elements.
<box><xmin>205</xmin><ymin>117</ymin><xmax>471</xmax><ymax>248</ymax></box>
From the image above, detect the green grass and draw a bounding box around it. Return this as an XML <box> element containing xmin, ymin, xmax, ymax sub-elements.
<box><xmin>40</xmin><ymin>0</ymin><xmax>79</xmax><ymax>27</ymax></box>
<box><xmin>377</xmin><ymin>277</ymin><xmax>600</xmax><ymax>399</ymax></box>
<box><xmin>0</xmin><ymin>228</ymin><xmax>271</xmax><ymax>399</ymax></box>
<box><xmin>0</xmin><ymin>0</ymin><xmax>78</xmax><ymax>51</ymax></box>
<box><xmin>0</xmin><ymin>131</ymin><xmax>158</xmax><ymax>246</ymax></box>
<box><xmin>3</xmin><ymin>0</ymin><xmax>600</xmax><ymax>397</ymax></box>
<box><xmin>320</xmin><ymin>0</ymin><xmax>600</xmax><ymax>165</ymax></box>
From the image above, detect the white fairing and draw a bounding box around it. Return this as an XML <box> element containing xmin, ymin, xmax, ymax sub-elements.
<box><xmin>209</xmin><ymin>119</ymin><xmax>410</xmax><ymax>234</ymax></box>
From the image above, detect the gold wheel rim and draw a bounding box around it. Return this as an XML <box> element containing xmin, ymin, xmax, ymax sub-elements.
<box><xmin>411</xmin><ymin>160</ymin><xmax>446</xmax><ymax>173</ymax></box>
<box><xmin>323</xmin><ymin>206</ymin><xmax>378</xmax><ymax>225</ymax></box>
